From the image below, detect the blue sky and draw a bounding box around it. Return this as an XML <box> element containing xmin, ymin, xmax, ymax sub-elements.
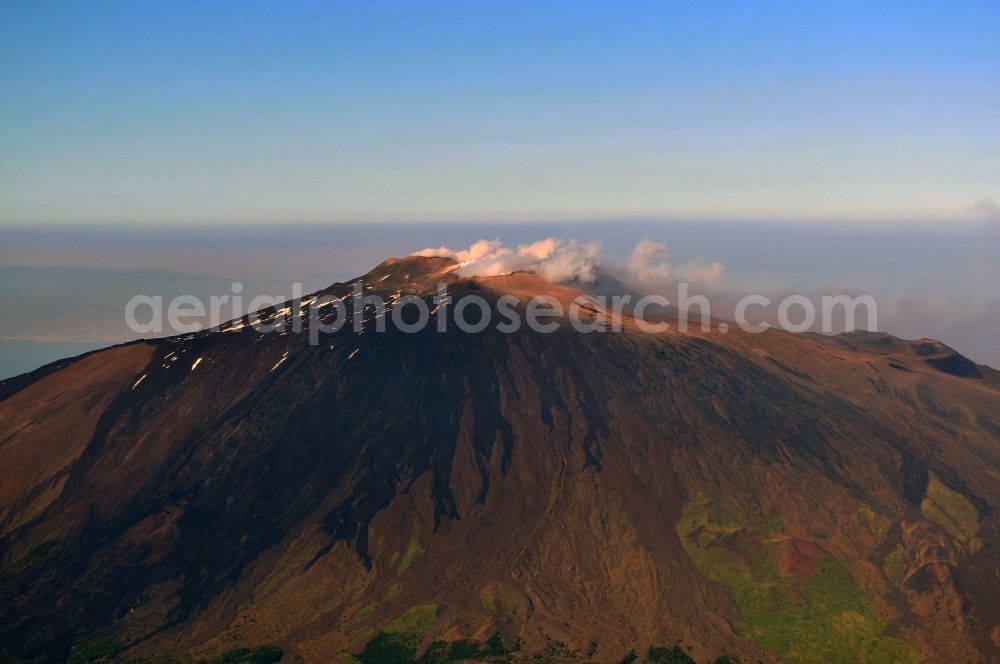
<box><xmin>2</xmin><ymin>1</ymin><xmax>999</xmax><ymax>224</ymax></box>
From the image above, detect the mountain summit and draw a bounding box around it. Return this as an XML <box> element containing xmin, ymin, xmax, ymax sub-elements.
<box><xmin>1</xmin><ymin>257</ymin><xmax>998</xmax><ymax>663</ymax></box>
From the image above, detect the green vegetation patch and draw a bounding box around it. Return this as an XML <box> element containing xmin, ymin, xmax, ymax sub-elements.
<box><xmin>67</xmin><ymin>639</ymin><xmax>127</xmax><ymax>664</ymax></box>
<box><xmin>356</xmin><ymin>604</ymin><xmax>439</xmax><ymax>664</ymax></box>
<box><xmin>645</xmin><ymin>645</ymin><xmax>696</xmax><ymax>663</ymax></box>
<box><xmin>676</xmin><ymin>496</ymin><xmax>920</xmax><ymax>664</ymax></box>
<box><xmin>417</xmin><ymin>633</ymin><xmax>510</xmax><ymax>662</ymax></box>
<box><xmin>198</xmin><ymin>646</ymin><xmax>284</xmax><ymax>664</ymax></box>
<box><xmin>356</xmin><ymin>628</ymin><xmax>508</xmax><ymax>664</ymax></box>
<box><xmin>857</xmin><ymin>506</ymin><xmax>890</xmax><ymax>544</ymax></box>
<box><xmin>384</xmin><ymin>604</ymin><xmax>439</xmax><ymax>634</ymax></box>
<box><xmin>617</xmin><ymin>649</ymin><xmax>638</xmax><ymax>664</ymax></box>
<box><xmin>881</xmin><ymin>544</ymin><xmax>907</xmax><ymax>586</ymax></box>
<box><xmin>396</xmin><ymin>536</ymin><xmax>427</xmax><ymax>576</ymax></box>
<box><xmin>352</xmin><ymin>601</ymin><xmax>379</xmax><ymax>621</ymax></box>
<box><xmin>356</xmin><ymin>631</ymin><xmax>420</xmax><ymax>664</ymax></box>
<box><xmin>354</xmin><ymin>631</ymin><xmax>732</xmax><ymax>664</ymax></box>
<box><xmin>921</xmin><ymin>471</ymin><xmax>979</xmax><ymax>543</ymax></box>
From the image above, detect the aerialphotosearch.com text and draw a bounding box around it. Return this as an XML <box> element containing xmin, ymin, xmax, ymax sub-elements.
<box><xmin>125</xmin><ymin>282</ymin><xmax>878</xmax><ymax>344</ymax></box>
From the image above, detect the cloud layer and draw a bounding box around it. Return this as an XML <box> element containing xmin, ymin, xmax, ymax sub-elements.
<box><xmin>416</xmin><ymin>238</ymin><xmax>724</xmax><ymax>288</ymax></box>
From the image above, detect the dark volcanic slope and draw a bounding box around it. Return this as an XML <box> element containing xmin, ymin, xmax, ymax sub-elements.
<box><xmin>1</xmin><ymin>256</ymin><xmax>998</xmax><ymax>663</ymax></box>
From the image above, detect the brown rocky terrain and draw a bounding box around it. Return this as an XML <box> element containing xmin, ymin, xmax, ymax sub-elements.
<box><xmin>1</xmin><ymin>255</ymin><xmax>998</xmax><ymax>663</ymax></box>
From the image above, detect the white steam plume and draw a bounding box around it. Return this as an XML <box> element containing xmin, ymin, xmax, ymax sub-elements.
<box><xmin>416</xmin><ymin>238</ymin><xmax>603</xmax><ymax>283</ymax></box>
<box><xmin>416</xmin><ymin>237</ymin><xmax>725</xmax><ymax>288</ymax></box>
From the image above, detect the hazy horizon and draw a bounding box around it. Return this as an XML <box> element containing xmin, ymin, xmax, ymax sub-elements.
<box><xmin>1</xmin><ymin>220</ymin><xmax>998</xmax><ymax>380</ymax></box>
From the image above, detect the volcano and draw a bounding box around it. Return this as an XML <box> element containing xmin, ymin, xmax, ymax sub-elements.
<box><xmin>1</xmin><ymin>255</ymin><xmax>998</xmax><ymax>663</ymax></box>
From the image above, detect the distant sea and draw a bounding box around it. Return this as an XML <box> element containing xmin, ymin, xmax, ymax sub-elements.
<box><xmin>0</xmin><ymin>339</ymin><xmax>118</xmax><ymax>381</ymax></box>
